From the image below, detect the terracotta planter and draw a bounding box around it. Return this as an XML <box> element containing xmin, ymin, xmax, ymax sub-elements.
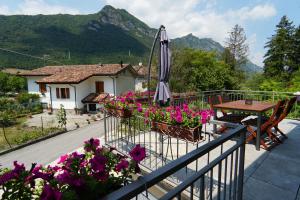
<box><xmin>115</xmin><ymin>108</ymin><xmax>132</xmax><ymax>118</ymax></box>
<box><xmin>151</xmin><ymin>121</ymin><xmax>202</xmax><ymax>142</ymax></box>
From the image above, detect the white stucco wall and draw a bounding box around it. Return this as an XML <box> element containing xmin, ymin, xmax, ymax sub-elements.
<box><xmin>26</xmin><ymin>76</ymin><xmax>50</xmax><ymax>105</ymax></box>
<box><xmin>88</xmin><ymin>76</ymin><xmax>115</xmax><ymax>95</ymax></box>
<box><xmin>116</xmin><ymin>70</ymin><xmax>135</xmax><ymax>95</ymax></box>
<box><xmin>135</xmin><ymin>78</ymin><xmax>147</xmax><ymax>92</ymax></box>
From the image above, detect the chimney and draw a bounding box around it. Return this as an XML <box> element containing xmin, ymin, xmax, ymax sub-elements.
<box><xmin>120</xmin><ymin>60</ymin><xmax>123</xmax><ymax>67</ymax></box>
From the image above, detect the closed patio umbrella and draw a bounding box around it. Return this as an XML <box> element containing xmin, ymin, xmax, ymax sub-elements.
<box><xmin>153</xmin><ymin>27</ymin><xmax>171</xmax><ymax>104</ymax></box>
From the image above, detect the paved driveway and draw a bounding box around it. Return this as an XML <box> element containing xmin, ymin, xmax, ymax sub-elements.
<box><xmin>0</xmin><ymin>120</ymin><xmax>105</xmax><ymax>168</ymax></box>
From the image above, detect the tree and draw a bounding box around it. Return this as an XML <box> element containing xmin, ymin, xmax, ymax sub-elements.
<box><xmin>225</xmin><ymin>24</ymin><xmax>249</xmax><ymax>71</ymax></box>
<box><xmin>169</xmin><ymin>48</ymin><xmax>239</xmax><ymax>92</ymax></box>
<box><xmin>0</xmin><ymin>72</ymin><xmax>26</xmax><ymax>94</ymax></box>
<box><xmin>264</xmin><ymin>16</ymin><xmax>296</xmax><ymax>80</ymax></box>
<box><xmin>291</xmin><ymin>26</ymin><xmax>300</xmax><ymax>70</ymax></box>
<box><xmin>56</xmin><ymin>105</ymin><xmax>67</xmax><ymax>130</ymax></box>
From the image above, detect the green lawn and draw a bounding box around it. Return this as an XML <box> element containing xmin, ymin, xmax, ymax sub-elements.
<box><xmin>0</xmin><ymin>117</ymin><xmax>62</xmax><ymax>151</ymax></box>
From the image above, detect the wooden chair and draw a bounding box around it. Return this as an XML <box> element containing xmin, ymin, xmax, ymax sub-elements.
<box><xmin>243</xmin><ymin>100</ymin><xmax>286</xmax><ymax>149</ymax></box>
<box><xmin>266</xmin><ymin>97</ymin><xmax>297</xmax><ymax>141</ymax></box>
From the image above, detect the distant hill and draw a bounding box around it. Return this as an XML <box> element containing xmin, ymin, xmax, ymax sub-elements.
<box><xmin>172</xmin><ymin>33</ymin><xmax>224</xmax><ymax>52</ymax></box>
<box><xmin>0</xmin><ymin>5</ymin><xmax>155</xmax><ymax>69</ymax></box>
<box><xmin>0</xmin><ymin>5</ymin><xmax>262</xmax><ymax>73</ymax></box>
<box><xmin>172</xmin><ymin>33</ymin><xmax>263</xmax><ymax>73</ymax></box>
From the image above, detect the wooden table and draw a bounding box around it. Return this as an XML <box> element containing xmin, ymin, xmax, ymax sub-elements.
<box><xmin>213</xmin><ymin>100</ymin><xmax>276</xmax><ymax>151</ymax></box>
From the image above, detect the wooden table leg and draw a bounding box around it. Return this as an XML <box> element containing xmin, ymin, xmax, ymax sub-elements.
<box><xmin>256</xmin><ymin>112</ymin><xmax>262</xmax><ymax>151</ymax></box>
<box><xmin>213</xmin><ymin>108</ymin><xmax>217</xmax><ymax>134</ymax></box>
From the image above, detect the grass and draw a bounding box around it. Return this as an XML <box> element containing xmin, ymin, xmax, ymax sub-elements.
<box><xmin>0</xmin><ymin>117</ymin><xmax>63</xmax><ymax>151</ymax></box>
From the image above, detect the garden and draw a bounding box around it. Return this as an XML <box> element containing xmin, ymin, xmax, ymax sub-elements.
<box><xmin>0</xmin><ymin>93</ymin><xmax>62</xmax><ymax>151</ymax></box>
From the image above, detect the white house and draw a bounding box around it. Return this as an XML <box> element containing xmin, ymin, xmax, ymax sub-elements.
<box><xmin>21</xmin><ymin>63</ymin><xmax>138</xmax><ymax>112</ymax></box>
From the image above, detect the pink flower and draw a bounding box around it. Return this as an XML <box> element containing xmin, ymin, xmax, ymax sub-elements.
<box><xmin>115</xmin><ymin>159</ymin><xmax>129</xmax><ymax>172</ymax></box>
<box><xmin>58</xmin><ymin>154</ymin><xmax>68</xmax><ymax>164</ymax></box>
<box><xmin>120</xmin><ymin>97</ymin><xmax>126</xmax><ymax>103</ymax></box>
<box><xmin>183</xmin><ymin>104</ymin><xmax>189</xmax><ymax>113</ymax></box>
<box><xmin>129</xmin><ymin>144</ymin><xmax>146</xmax><ymax>163</ymax></box>
<box><xmin>201</xmin><ymin>110</ymin><xmax>212</xmax><ymax>124</ymax></box>
<box><xmin>175</xmin><ymin>114</ymin><xmax>183</xmax><ymax>123</ymax></box>
<box><xmin>137</xmin><ymin>107</ymin><xmax>143</xmax><ymax>112</ymax></box>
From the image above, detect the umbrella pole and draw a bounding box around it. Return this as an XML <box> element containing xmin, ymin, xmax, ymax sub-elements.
<box><xmin>147</xmin><ymin>25</ymin><xmax>164</xmax><ymax>105</ymax></box>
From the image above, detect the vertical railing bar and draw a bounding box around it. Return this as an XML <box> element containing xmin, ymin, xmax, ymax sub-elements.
<box><xmin>223</xmin><ymin>157</ymin><xmax>228</xmax><ymax>200</ymax></box>
<box><xmin>233</xmin><ymin>149</ymin><xmax>239</xmax><ymax>200</ymax></box>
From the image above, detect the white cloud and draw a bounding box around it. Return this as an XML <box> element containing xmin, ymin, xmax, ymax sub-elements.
<box><xmin>228</xmin><ymin>3</ymin><xmax>277</xmax><ymax>21</ymax></box>
<box><xmin>0</xmin><ymin>0</ymin><xmax>80</xmax><ymax>15</ymax></box>
<box><xmin>0</xmin><ymin>5</ymin><xmax>10</xmax><ymax>15</ymax></box>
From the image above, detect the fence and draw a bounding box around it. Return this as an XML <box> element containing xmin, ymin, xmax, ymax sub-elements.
<box><xmin>103</xmin><ymin>111</ymin><xmax>247</xmax><ymax>199</ymax></box>
<box><xmin>171</xmin><ymin>90</ymin><xmax>299</xmax><ymax>119</ymax></box>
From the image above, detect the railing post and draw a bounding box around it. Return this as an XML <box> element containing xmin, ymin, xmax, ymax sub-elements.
<box><xmin>237</xmin><ymin>130</ymin><xmax>246</xmax><ymax>200</ymax></box>
<box><xmin>104</xmin><ymin>111</ymin><xmax>107</xmax><ymax>144</ymax></box>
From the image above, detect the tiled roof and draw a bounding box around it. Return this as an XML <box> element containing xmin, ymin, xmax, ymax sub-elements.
<box><xmin>133</xmin><ymin>65</ymin><xmax>147</xmax><ymax>77</ymax></box>
<box><xmin>82</xmin><ymin>93</ymin><xmax>110</xmax><ymax>103</ymax></box>
<box><xmin>20</xmin><ymin>64</ymin><xmax>137</xmax><ymax>83</ymax></box>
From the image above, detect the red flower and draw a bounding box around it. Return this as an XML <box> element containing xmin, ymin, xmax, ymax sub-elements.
<box><xmin>129</xmin><ymin>145</ymin><xmax>146</xmax><ymax>163</ymax></box>
<box><xmin>90</xmin><ymin>155</ymin><xmax>107</xmax><ymax>172</ymax></box>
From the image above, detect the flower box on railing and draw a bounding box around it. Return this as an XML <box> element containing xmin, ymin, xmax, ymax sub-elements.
<box><xmin>106</xmin><ymin>108</ymin><xmax>133</xmax><ymax>118</ymax></box>
<box><xmin>151</xmin><ymin>121</ymin><xmax>202</xmax><ymax>142</ymax></box>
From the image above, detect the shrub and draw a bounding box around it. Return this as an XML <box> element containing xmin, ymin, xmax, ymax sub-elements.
<box><xmin>16</xmin><ymin>93</ymin><xmax>40</xmax><ymax>104</ymax></box>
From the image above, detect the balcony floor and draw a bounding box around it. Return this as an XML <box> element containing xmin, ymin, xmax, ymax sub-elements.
<box><xmin>243</xmin><ymin>119</ymin><xmax>300</xmax><ymax>200</ymax></box>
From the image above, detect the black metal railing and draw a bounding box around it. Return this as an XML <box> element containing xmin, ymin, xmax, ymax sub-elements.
<box><xmin>103</xmin><ymin>113</ymin><xmax>247</xmax><ymax>200</ymax></box>
<box><xmin>170</xmin><ymin>90</ymin><xmax>299</xmax><ymax>119</ymax></box>
<box><xmin>103</xmin><ymin>111</ymin><xmax>247</xmax><ymax>200</ymax></box>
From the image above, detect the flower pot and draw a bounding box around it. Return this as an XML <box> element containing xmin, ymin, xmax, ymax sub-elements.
<box><xmin>115</xmin><ymin>108</ymin><xmax>132</xmax><ymax>118</ymax></box>
<box><xmin>177</xmin><ymin>125</ymin><xmax>202</xmax><ymax>142</ymax></box>
<box><xmin>151</xmin><ymin>121</ymin><xmax>202</xmax><ymax>142</ymax></box>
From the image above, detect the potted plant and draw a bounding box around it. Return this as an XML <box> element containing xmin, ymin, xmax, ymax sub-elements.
<box><xmin>103</xmin><ymin>92</ymin><xmax>136</xmax><ymax>118</ymax></box>
<box><xmin>0</xmin><ymin>138</ymin><xmax>146</xmax><ymax>199</ymax></box>
<box><xmin>144</xmin><ymin>104</ymin><xmax>213</xmax><ymax>142</ymax></box>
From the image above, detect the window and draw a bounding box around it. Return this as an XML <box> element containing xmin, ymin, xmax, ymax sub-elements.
<box><xmin>39</xmin><ymin>83</ymin><xmax>47</xmax><ymax>93</ymax></box>
<box><xmin>56</xmin><ymin>88</ymin><xmax>70</xmax><ymax>99</ymax></box>
<box><xmin>95</xmin><ymin>81</ymin><xmax>104</xmax><ymax>93</ymax></box>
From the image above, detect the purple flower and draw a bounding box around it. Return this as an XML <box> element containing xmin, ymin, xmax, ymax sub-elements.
<box><xmin>93</xmin><ymin>170</ymin><xmax>109</xmax><ymax>181</ymax></box>
<box><xmin>41</xmin><ymin>184</ymin><xmax>62</xmax><ymax>200</ymax></box>
<box><xmin>12</xmin><ymin>161</ymin><xmax>25</xmax><ymax>174</ymax></box>
<box><xmin>0</xmin><ymin>171</ymin><xmax>15</xmax><ymax>185</ymax></box>
<box><xmin>90</xmin><ymin>155</ymin><xmax>107</xmax><ymax>172</ymax></box>
<box><xmin>84</xmin><ymin>138</ymin><xmax>100</xmax><ymax>152</ymax></box>
<box><xmin>115</xmin><ymin>159</ymin><xmax>129</xmax><ymax>172</ymax></box>
<box><xmin>129</xmin><ymin>145</ymin><xmax>146</xmax><ymax>163</ymax></box>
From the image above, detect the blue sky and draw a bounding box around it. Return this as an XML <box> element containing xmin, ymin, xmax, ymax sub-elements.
<box><xmin>0</xmin><ymin>0</ymin><xmax>299</xmax><ymax>66</ymax></box>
